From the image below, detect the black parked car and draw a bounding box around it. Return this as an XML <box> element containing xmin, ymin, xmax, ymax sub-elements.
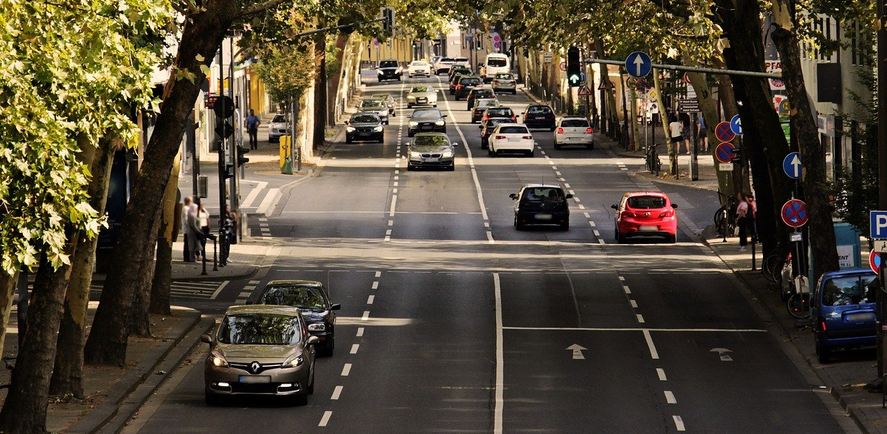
<box><xmin>478</xmin><ymin>117</ymin><xmax>513</xmax><ymax>149</ymax></box>
<box><xmin>345</xmin><ymin>113</ymin><xmax>384</xmax><ymax>144</ymax></box>
<box><xmin>376</xmin><ymin>59</ymin><xmax>402</xmax><ymax>82</ymax></box>
<box><xmin>453</xmin><ymin>76</ymin><xmax>483</xmax><ymax>100</ymax></box>
<box><xmin>408</xmin><ymin>108</ymin><xmax>447</xmax><ymax>137</ymax></box>
<box><xmin>521</xmin><ymin>104</ymin><xmax>556</xmax><ymax>131</ymax></box>
<box><xmin>510</xmin><ymin>184</ymin><xmax>573</xmax><ymax>230</ymax></box>
<box><xmin>253</xmin><ymin>280</ymin><xmax>341</xmax><ymax>357</ymax></box>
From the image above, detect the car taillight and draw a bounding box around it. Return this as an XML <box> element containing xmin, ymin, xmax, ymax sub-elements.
<box><xmin>522</xmin><ymin>135</ymin><xmax>532</xmax><ymax>140</ymax></box>
<box><xmin>556</xmin><ymin>128</ymin><xmax>564</xmax><ymax>134</ymax></box>
<box><xmin>621</xmin><ymin>211</ymin><xmax>633</xmax><ymax>219</ymax></box>
<box><xmin>585</xmin><ymin>128</ymin><xmax>593</xmax><ymax>134</ymax></box>
<box><xmin>658</xmin><ymin>210</ymin><xmax>675</xmax><ymax>218</ymax></box>
<box><xmin>482</xmin><ymin>116</ymin><xmax>488</xmax><ymax>121</ymax></box>
<box><xmin>511</xmin><ymin>116</ymin><xmax>516</xmax><ymax>121</ymax></box>
<box><xmin>456</xmin><ymin>85</ymin><xmax>462</xmax><ymax>89</ymax></box>
<box><xmin>820</xmin><ymin>318</ymin><xmax>827</xmax><ymax>331</ymax></box>
<box><xmin>495</xmin><ymin>135</ymin><xmax>506</xmax><ymax>139</ymax></box>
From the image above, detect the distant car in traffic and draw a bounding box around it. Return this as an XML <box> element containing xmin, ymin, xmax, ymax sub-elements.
<box><xmin>448</xmin><ymin>65</ymin><xmax>472</xmax><ymax>81</ymax></box>
<box><xmin>406</xmin><ymin>132</ymin><xmax>458</xmax><ymax>171</ymax></box>
<box><xmin>434</xmin><ymin>57</ymin><xmax>456</xmax><ymax>75</ymax></box>
<box><xmin>408</xmin><ymin>108</ymin><xmax>447</xmax><ymax>137</ymax></box>
<box><xmin>554</xmin><ymin>116</ymin><xmax>594</xmax><ymax>150</ymax></box>
<box><xmin>611</xmin><ymin>191</ymin><xmax>678</xmax><ymax>243</ymax></box>
<box><xmin>268</xmin><ymin>114</ymin><xmax>288</xmax><ymax>143</ymax></box>
<box><xmin>368</xmin><ymin>93</ymin><xmax>396</xmax><ymax>117</ymax></box>
<box><xmin>491</xmin><ymin>73</ymin><xmax>517</xmax><ymax>94</ymax></box>
<box><xmin>407</xmin><ymin>61</ymin><xmax>432</xmax><ymax>78</ymax></box>
<box><xmin>478</xmin><ymin>117</ymin><xmax>513</xmax><ymax>149</ymax></box>
<box><xmin>453</xmin><ymin>76</ymin><xmax>483</xmax><ymax>101</ymax></box>
<box><xmin>487</xmin><ymin>123</ymin><xmax>535</xmax><ymax>157</ymax></box>
<box><xmin>481</xmin><ymin>106</ymin><xmax>516</xmax><ymax>123</ymax></box>
<box><xmin>345</xmin><ymin>113</ymin><xmax>384</xmax><ymax>144</ymax></box>
<box><xmin>482</xmin><ymin>53</ymin><xmax>510</xmax><ymax>82</ymax></box>
<box><xmin>814</xmin><ymin>269</ymin><xmax>879</xmax><ymax>363</ymax></box>
<box><xmin>358</xmin><ymin>99</ymin><xmax>390</xmax><ymax>125</ymax></box>
<box><xmin>202</xmin><ymin>305</ymin><xmax>317</xmax><ymax>406</ymax></box>
<box><xmin>471</xmin><ymin>98</ymin><xmax>501</xmax><ymax>123</ymax></box>
<box><xmin>466</xmin><ymin>87</ymin><xmax>496</xmax><ymax>111</ymax></box>
<box><xmin>376</xmin><ymin>59</ymin><xmax>402</xmax><ymax>82</ymax></box>
<box><xmin>406</xmin><ymin>86</ymin><xmax>438</xmax><ymax>108</ymax></box>
<box><xmin>253</xmin><ymin>280</ymin><xmax>341</xmax><ymax>357</ymax></box>
<box><xmin>510</xmin><ymin>184</ymin><xmax>572</xmax><ymax>230</ymax></box>
<box><xmin>521</xmin><ymin>104</ymin><xmax>556</xmax><ymax>131</ymax></box>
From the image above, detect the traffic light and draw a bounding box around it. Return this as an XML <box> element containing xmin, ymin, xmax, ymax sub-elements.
<box><xmin>475</xmin><ymin>35</ymin><xmax>483</xmax><ymax>51</ymax></box>
<box><xmin>236</xmin><ymin>144</ymin><xmax>250</xmax><ymax>167</ymax></box>
<box><xmin>213</xmin><ymin>95</ymin><xmax>235</xmax><ymax>139</ymax></box>
<box><xmin>567</xmin><ymin>47</ymin><xmax>581</xmax><ymax>87</ymax></box>
<box><xmin>224</xmin><ymin>163</ymin><xmax>235</xmax><ymax>179</ymax></box>
<box><xmin>381</xmin><ymin>7</ymin><xmax>394</xmax><ymax>32</ymax></box>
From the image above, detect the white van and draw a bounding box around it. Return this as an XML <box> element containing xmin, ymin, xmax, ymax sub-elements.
<box><xmin>483</xmin><ymin>53</ymin><xmax>510</xmax><ymax>81</ymax></box>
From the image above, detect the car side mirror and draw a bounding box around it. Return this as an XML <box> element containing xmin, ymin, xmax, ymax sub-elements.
<box><xmin>479</xmin><ymin>125</ymin><xmax>483</xmax><ymax>129</ymax></box>
<box><xmin>200</xmin><ymin>334</ymin><xmax>213</xmax><ymax>344</ymax></box>
<box><xmin>330</xmin><ymin>303</ymin><xmax>342</xmax><ymax>311</ymax></box>
<box><xmin>611</xmin><ymin>204</ymin><xmax>618</xmax><ymax>210</ymax></box>
<box><xmin>509</xmin><ymin>193</ymin><xmax>518</xmax><ymax>200</ymax></box>
<box><xmin>442</xmin><ymin>114</ymin><xmax>448</xmax><ymax>118</ymax></box>
<box><xmin>307</xmin><ymin>336</ymin><xmax>320</xmax><ymax>345</ymax></box>
<box><xmin>671</xmin><ymin>204</ymin><xmax>678</xmax><ymax>208</ymax></box>
<box><xmin>344</xmin><ymin>120</ymin><xmax>349</xmax><ymax>125</ymax></box>
<box><xmin>565</xmin><ymin>194</ymin><xmax>574</xmax><ymax>199</ymax></box>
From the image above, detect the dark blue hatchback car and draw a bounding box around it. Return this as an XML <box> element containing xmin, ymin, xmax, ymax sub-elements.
<box><xmin>813</xmin><ymin>269</ymin><xmax>879</xmax><ymax>363</ymax></box>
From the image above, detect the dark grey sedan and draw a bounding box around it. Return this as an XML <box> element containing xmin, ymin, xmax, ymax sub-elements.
<box><xmin>253</xmin><ymin>280</ymin><xmax>341</xmax><ymax>357</ymax></box>
<box><xmin>408</xmin><ymin>108</ymin><xmax>447</xmax><ymax>137</ymax></box>
<box><xmin>345</xmin><ymin>113</ymin><xmax>384</xmax><ymax>144</ymax></box>
<box><xmin>407</xmin><ymin>133</ymin><xmax>458</xmax><ymax>171</ymax></box>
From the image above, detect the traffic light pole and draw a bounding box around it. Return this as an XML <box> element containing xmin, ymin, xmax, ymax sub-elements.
<box><xmin>216</xmin><ymin>44</ymin><xmax>228</xmax><ymax>262</ymax></box>
<box><xmin>228</xmin><ymin>35</ymin><xmax>239</xmax><ymax>244</ymax></box>
<box><xmin>582</xmin><ymin>58</ymin><xmax>780</xmax><ymax>79</ymax></box>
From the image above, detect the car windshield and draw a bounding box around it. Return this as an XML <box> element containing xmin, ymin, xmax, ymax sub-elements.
<box><xmin>217</xmin><ymin>314</ymin><xmax>301</xmax><ymax>345</ymax></box>
<box><xmin>485</xmin><ymin>118</ymin><xmax>511</xmax><ymax>128</ymax></box>
<box><xmin>259</xmin><ymin>285</ymin><xmax>326</xmax><ymax>310</ymax></box>
<box><xmin>627</xmin><ymin>196</ymin><xmax>667</xmax><ymax>209</ymax></box>
<box><xmin>487</xmin><ymin>58</ymin><xmax>507</xmax><ymax>67</ymax></box>
<box><xmin>411</xmin><ymin>87</ymin><xmax>429</xmax><ymax>93</ymax></box>
<box><xmin>271</xmin><ymin>115</ymin><xmax>286</xmax><ymax>123</ymax></box>
<box><xmin>441</xmin><ymin>57</ymin><xmax>454</xmax><ymax>62</ymax></box>
<box><xmin>487</xmin><ymin>108</ymin><xmax>513</xmax><ymax>116</ymax></box>
<box><xmin>461</xmin><ymin>78</ymin><xmax>481</xmax><ymax>86</ymax></box>
<box><xmin>822</xmin><ymin>275</ymin><xmax>878</xmax><ymax>306</ymax></box>
<box><xmin>413</xmin><ymin>135</ymin><xmax>451</xmax><ymax>148</ymax></box>
<box><xmin>477</xmin><ymin>99</ymin><xmax>499</xmax><ymax>108</ymax></box>
<box><xmin>527</xmin><ymin>106</ymin><xmax>552</xmax><ymax>114</ymax></box>
<box><xmin>496</xmin><ymin>74</ymin><xmax>514</xmax><ymax>80</ymax></box>
<box><xmin>562</xmin><ymin>119</ymin><xmax>589</xmax><ymax>127</ymax></box>
<box><xmin>351</xmin><ymin>115</ymin><xmax>379</xmax><ymax>123</ymax></box>
<box><xmin>475</xmin><ymin>90</ymin><xmax>494</xmax><ymax>97</ymax></box>
<box><xmin>455</xmin><ymin>57</ymin><xmax>468</xmax><ymax>62</ymax></box>
<box><xmin>412</xmin><ymin>110</ymin><xmax>441</xmax><ymax>120</ymax></box>
<box><xmin>379</xmin><ymin>61</ymin><xmax>398</xmax><ymax>68</ymax></box>
<box><xmin>361</xmin><ymin>100</ymin><xmax>383</xmax><ymax>108</ymax></box>
<box><xmin>523</xmin><ymin>188</ymin><xmax>564</xmax><ymax>202</ymax></box>
<box><xmin>411</xmin><ymin>62</ymin><xmax>428</xmax><ymax>66</ymax></box>
<box><xmin>499</xmin><ymin>126</ymin><xmax>529</xmax><ymax>134</ymax></box>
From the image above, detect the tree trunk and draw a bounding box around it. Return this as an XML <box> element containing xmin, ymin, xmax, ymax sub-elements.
<box><xmin>0</xmin><ymin>239</ymin><xmax>76</xmax><ymax>433</ymax></box>
<box><xmin>0</xmin><ymin>270</ymin><xmax>18</xmax><ymax>355</ymax></box>
<box><xmin>150</xmin><ymin>153</ymin><xmax>180</xmax><ymax>316</ymax></box>
<box><xmin>313</xmin><ymin>33</ymin><xmax>327</xmax><ymax>151</ymax></box>
<box><xmin>129</xmin><ymin>202</ymin><xmax>162</xmax><ymax>337</ymax></box>
<box><xmin>653</xmin><ymin>72</ymin><xmax>675</xmax><ymax>175</ymax></box>
<box><xmin>84</xmin><ymin>0</ymin><xmax>238</xmax><ymax>366</ymax></box>
<box><xmin>49</xmin><ymin>138</ymin><xmax>116</xmax><ymax>398</ymax></box>
<box><xmin>685</xmin><ymin>69</ymin><xmax>735</xmax><ymax>198</ymax></box>
<box><xmin>328</xmin><ymin>34</ymin><xmax>347</xmax><ymax>127</ymax></box>
<box><xmin>769</xmin><ymin>4</ymin><xmax>840</xmax><ymax>278</ymax></box>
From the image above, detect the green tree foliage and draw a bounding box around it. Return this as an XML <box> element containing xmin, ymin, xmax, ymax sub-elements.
<box><xmin>253</xmin><ymin>44</ymin><xmax>318</xmax><ymax>101</ymax></box>
<box><xmin>0</xmin><ymin>0</ymin><xmax>172</xmax><ymax>275</ymax></box>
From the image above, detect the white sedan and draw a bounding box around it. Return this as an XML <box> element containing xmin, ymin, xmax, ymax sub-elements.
<box><xmin>554</xmin><ymin>116</ymin><xmax>594</xmax><ymax>150</ymax></box>
<box><xmin>407</xmin><ymin>61</ymin><xmax>432</xmax><ymax>78</ymax></box>
<box><xmin>406</xmin><ymin>86</ymin><xmax>438</xmax><ymax>108</ymax></box>
<box><xmin>488</xmin><ymin>124</ymin><xmax>535</xmax><ymax>157</ymax></box>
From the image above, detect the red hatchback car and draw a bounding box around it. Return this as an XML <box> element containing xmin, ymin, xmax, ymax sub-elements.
<box><xmin>612</xmin><ymin>192</ymin><xmax>678</xmax><ymax>243</ymax></box>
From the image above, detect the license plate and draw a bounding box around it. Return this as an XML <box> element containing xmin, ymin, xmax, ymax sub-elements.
<box><xmin>846</xmin><ymin>312</ymin><xmax>875</xmax><ymax>322</ymax></box>
<box><xmin>535</xmin><ymin>214</ymin><xmax>552</xmax><ymax>220</ymax></box>
<box><xmin>639</xmin><ymin>225</ymin><xmax>658</xmax><ymax>232</ymax></box>
<box><xmin>421</xmin><ymin>125</ymin><xmax>433</xmax><ymax>130</ymax></box>
<box><xmin>425</xmin><ymin>158</ymin><xmax>438</xmax><ymax>163</ymax></box>
<box><xmin>239</xmin><ymin>375</ymin><xmax>271</xmax><ymax>384</ymax></box>
<box><xmin>508</xmin><ymin>137</ymin><xmax>522</xmax><ymax>142</ymax></box>
<box><xmin>418</xmin><ymin>98</ymin><xmax>426</xmax><ymax>103</ymax></box>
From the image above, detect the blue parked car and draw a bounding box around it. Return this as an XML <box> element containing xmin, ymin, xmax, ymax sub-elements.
<box><xmin>813</xmin><ymin>269</ymin><xmax>879</xmax><ymax>363</ymax></box>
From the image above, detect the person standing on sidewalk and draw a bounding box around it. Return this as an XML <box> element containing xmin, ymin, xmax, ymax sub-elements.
<box><xmin>197</xmin><ymin>202</ymin><xmax>210</xmax><ymax>255</ymax></box>
<box><xmin>246</xmin><ymin>109</ymin><xmax>260</xmax><ymax>150</ymax></box>
<box><xmin>680</xmin><ymin>113</ymin><xmax>692</xmax><ymax>154</ymax></box>
<box><xmin>746</xmin><ymin>193</ymin><xmax>757</xmax><ymax>245</ymax></box>
<box><xmin>697</xmin><ymin>114</ymin><xmax>708</xmax><ymax>152</ymax></box>
<box><xmin>668</xmin><ymin>115</ymin><xmax>683</xmax><ymax>154</ymax></box>
<box><xmin>735</xmin><ymin>193</ymin><xmax>750</xmax><ymax>251</ymax></box>
<box><xmin>181</xmin><ymin>196</ymin><xmax>197</xmax><ymax>261</ymax></box>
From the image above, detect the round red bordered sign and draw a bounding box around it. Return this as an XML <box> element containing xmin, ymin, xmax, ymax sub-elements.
<box><xmin>781</xmin><ymin>199</ymin><xmax>808</xmax><ymax>228</ymax></box>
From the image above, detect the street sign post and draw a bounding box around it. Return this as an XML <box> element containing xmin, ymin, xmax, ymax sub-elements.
<box><xmin>782</xmin><ymin>152</ymin><xmax>802</xmax><ymax>179</ymax></box>
<box><xmin>625</xmin><ymin>51</ymin><xmax>652</xmax><ymax>78</ymax></box>
<box><xmin>730</xmin><ymin>114</ymin><xmax>743</xmax><ymax>135</ymax></box>
<box><xmin>577</xmin><ymin>84</ymin><xmax>592</xmax><ymax>96</ymax></box>
<box><xmin>715</xmin><ymin>142</ymin><xmax>735</xmax><ymax>163</ymax></box>
<box><xmin>871</xmin><ymin>211</ymin><xmax>887</xmax><ymax>239</ymax></box>
<box><xmin>715</xmin><ymin>121</ymin><xmax>736</xmax><ymax>142</ymax></box>
<box><xmin>781</xmin><ymin>199</ymin><xmax>809</xmax><ymax>228</ymax></box>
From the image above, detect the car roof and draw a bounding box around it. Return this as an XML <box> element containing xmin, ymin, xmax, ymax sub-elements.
<box><xmin>623</xmin><ymin>191</ymin><xmax>670</xmax><ymax>200</ymax></box>
<box><xmin>820</xmin><ymin>269</ymin><xmax>877</xmax><ymax>279</ymax></box>
<box><xmin>225</xmin><ymin>304</ymin><xmax>302</xmax><ymax>317</ymax></box>
<box><xmin>266</xmin><ymin>279</ymin><xmax>323</xmax><ymax>287</ymax></box>
<box><xmin>495</xmin><ymin>123</ymin><xmax>528</xmax><ymax>128</ymax></box>
<box><xmin>413</xmin><ymin>132</ymin><xmax>449</xmax><ymax>138</ymax></box>
<box><xmin>523</xmin><ymin>183</ymin><xmax>564</xmax><ymax>189</ymax></box>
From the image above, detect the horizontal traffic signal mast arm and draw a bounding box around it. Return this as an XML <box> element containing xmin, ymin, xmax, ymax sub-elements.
<box><xmin>584</xmin><ymin>58</ymin><xmax>781</xmax><ymax>79</ymax></box>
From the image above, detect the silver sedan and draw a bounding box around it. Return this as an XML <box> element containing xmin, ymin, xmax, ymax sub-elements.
<box><xmin>406</xmin><ymin>86</ymin><xmax>439</xmax><ymax>108</ymax></box>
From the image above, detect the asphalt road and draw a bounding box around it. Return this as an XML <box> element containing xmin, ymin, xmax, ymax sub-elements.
<box><xmin>122</xmin><ymin>74</ymin><xmax>855</xmax><ymax>433</ymax></box>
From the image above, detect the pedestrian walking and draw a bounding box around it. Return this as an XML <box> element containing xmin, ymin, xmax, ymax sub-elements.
<box><xmin>220</xmin><ymin>205</ymin><xmax>237</xmax><ymax>265</ymax></box>
<box><xmin>746</xmin><ymin>193</ymin><xmax>757</xmax><ymax>244</ymax></box>
<box><xmin>181</xmin><ymin>197</ymin><xmax>197</xmax><ymax>262</ymax></box>
<box><xmin>681</xmin><ymin>114</ymin><xmax>692</xmax><ymax>154</ymax></box>
<box><xmin>668</xmin><ymin>115</ymin><xmax>683</xmax><ymax>154</ymax></box>
<box><xmin>735</xmin><ymin>193</ymin><xmax>752</xmax><ymax>251</ymax></box>
<box><xmin>186</xmin><ymin>200</ymin><xmax>203</xmax><ymax>260</ymax></box>
<box><xmin>697</xmin><ymin>115</ymin><xmax>708</xmax><ymax>152</ymax></box>
<box><xmin>197</xmin><ymin>202</ymin><xmax>210</xmax><ymax>254</ymax></box>
<box><xmin>246</xmin><ymin>109</ymin><xmax>260</xmax><ymax>150</ymax></box>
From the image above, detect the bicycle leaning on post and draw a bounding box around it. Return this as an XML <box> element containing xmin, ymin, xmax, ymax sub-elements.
<box><xmin>645</xmin><ymin>143</ymin><xmax>661</xmax><ymax>174</ymax></box>
<box><xmin>713</xmin><ymin>191</ymin><xmax>736</xmax><ymax>238</ymax></box>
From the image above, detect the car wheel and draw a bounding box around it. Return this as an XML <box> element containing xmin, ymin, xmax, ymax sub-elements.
<box><xmin>397</xmin><ymin>77</ymin><xmax>401</xmax><ymax>81</ymax></box>
<box><xmin>346</xmin><ymin>137</ymin><xmax>353</xmax><ymax>144</ymax></box>
<box><xmin>561</xmin><ymin>222</ymin><xmax>570</xmax><ymax>231</ymax></box>
<box><xmin>512</xmin><ymin>90</ymin><xmax>517</xmax><ymax>95</ymax></box>
<box><xmin>488</xmin><ymin>147</ymin><xmax>495</xmax><ymax>157</ymax></box>
<box><xmin>615</xmin><ymin>228</ymin><xmax>623</xmax><ymax>244</ymax></box>
<box><xmin>514</xmin><ymin>216</ymin><xmax>522</xmax><ymax>230</ymax></box>
<box><xmin>448</xmin><ymin>165</ymin><xmax>455</xmax><ymax>171</ymax></box>
<box><xmin>378</xmin><ymin>137</ymin><xmax>384</xmax><ymax>143</ymax></box>
<box><xmin>528</xmin><ymin>149</ymin><xmax>535</xmax><ymax>157</ymax></box>
<box><xmin>471</xmin><ymin>119</ymin><xmax>476</xmax><ymax>124</ymax></box>
<box><xmin>816</xmin><ymin>340</ymin><xmax>831</xmax><ymax>364</ymax></box>
<box><xmin>408</xmin><ymin>131</ymin><xmax>414</xmax><ymax>138</ymax></box>
<box><xmin>554</xmin><ymin>143</ymin><xmax>561</xmax><ymax>150</ymax></box>
<box><xmin>666</xmin><ymin>234</ymin><xmax>677</xmax><ymax>244</ymax></box>
<box><xmin>455</xmin><ymin>96</ymin><xmax>460</xmax><ymax>101</ymax></box>
<box><xmin>205</xmin><ymin>389</ymin><xmax>223</xmax><ymax>406</ymax></box>
<box><xmin>291</xmin><ymin>391</ymin><xmax>309</xmax><ymax>406</ymax></box>
<box><xmin>384</xmin><ymin>120</ymin><xmax>389</xmax><ymax>125</ymax></box>
<box><xmin>549</xmin><ymin>126</ymin><xmax>556</xmax><ymax>132</ymax></box>
<box><xmin>587</xmin><ymin>142</ymin><xmax>594</xmax><ymax>150</ymax></box>
<box><xmin>407</xmin><ymin>103</ymin><xmax>412</xmax><ymax>108</ymax></box>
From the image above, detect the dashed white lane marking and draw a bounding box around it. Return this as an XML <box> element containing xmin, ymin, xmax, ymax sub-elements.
<box><xmin>238</xmin><ymin>292</ymin><xmax>250</xmax><ymax>298</ymax></box>
<box><xmin>361</xmin><ymin>311</ymin><xmax>370</xmax><ymax>321</ymax></box>
<box><xmin>593</xmin><ymin>230</ymin><xmax>601</xmax><ymax>237</ymax></box>
<box><xmin>356</xmin><ymin>327</ymin><xmax>364</xmax><ymax>337</ymax></box>
<box><xmin>673</xmin><ymin>415</ymin><xmax>686</xmax><ymax>431</ymax></box>
<box><xmin>622</xmin><ymin>285</ymin><xmax>631</xmax><ymax>295</ymax></box>
<box><xmin>375</xmin><ymin>271</ymin><xmax>381</xmax><ymax>278</ymax></box>
<box><xmin>578</xmin><ymin>204</ymin><xmax>586</xmax><ymax>210</ymax></box>
<box><xmin>583</xmin><ymin>212</ymin><xmax>590</xmax><ymax>218</ymax></box>
<box><xmin>636</xmin><ymin>314</ymin><xmax>645</xmax><ymax>324</ymax></box>
<box><xmin>555</xmin><ymin>171</ymin><xmax>562</xmax><ymax>176</ymax></box>
<box><xmin>341</xmin><ymin>364</ymin><xmax>352</xmax><ymax>377</ymax></box>
<box><xmin>630</xmin><ymin>300</ymin><xmax>638</xmax><ymax>308</ymax></box>
<box><xmin>372</xmin><ymin>281</ymin><xmax>379</xmax><ymax>290</ymax></box>
<box><xmin>665</xmin><ymin>391</ymin><xmax>677</xmax><ymax>404</ymax></box>
<box><xmin>643</xmin><ymin>330</ymin><xmax>660</xmax><ymax>359</ymax></box>
<box><xmin>657</xmin><ymin>368</ymin><xmax>667</xmax><ymax>381</ymax></box>
<box><xmin>388</xmin><ymin>220</ymin><xmax>394</xmax><ymax>226</ymax></box>
<box><xmin>564</xmin><ymin>183</ymin><xmax>571</xmax><ymax>188</ymax></box>
<box><xmin>319</xmin><ymin>411</ymin><xmax>332</xmax><ymax>427</ymax></box>
<box><xmin>367</xmin><ymin>295</ymin><xmax>375</xmax><ymax>304</ymax></box>
<box><xmin>350</xmin><ymin>344</ymin><xmax>359</xmax><ymax>354</ymax></box>
<box><xmin>331</xmin><ymin>385</ymin><xmax>343</xmax><ymax>400</ymax></box>
<box><xmin>618</xmin><ymin>276</ymin><xmax>625</xmax><ymax>281</ymax></box>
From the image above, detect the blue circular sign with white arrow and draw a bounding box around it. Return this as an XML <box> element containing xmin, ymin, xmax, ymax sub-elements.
<box><xmin>730</xmin><ymin>114</ymin><xmax>743</xmax><ymax>135</ymax></box>
<box><xmin>783</xmin><ymin>152</ymin><xmax>802</xmax><ymax>179</ymax></box>
<box><xmin>625</xmin><ymin>51</ymin><xmax>652</xmax><ymax>78</ymax></box>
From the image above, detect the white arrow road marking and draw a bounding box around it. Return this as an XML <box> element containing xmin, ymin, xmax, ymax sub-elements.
<box><xmin>710</xmin><ymin>347</ymin><xmax>733</xmax><ymax>362</ymax></box>
<box><xmin>566</xmin><ymin>344</ymin><xmax>587</xmax><ymax>360</ymax></box>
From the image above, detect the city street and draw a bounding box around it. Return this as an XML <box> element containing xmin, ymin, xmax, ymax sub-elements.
<box><xmin>121</xmin><ymin>74</ymin><xmax>857</xmax><ymax>433</ymax></box>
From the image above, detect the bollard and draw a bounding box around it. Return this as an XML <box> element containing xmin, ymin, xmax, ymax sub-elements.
<box><xmin>213</xmin><ymin>237</ymin><xmax>218</xmax><ymax>271</ymax></box>
<box><xmin>751</xmin><ymin>239</ymin><xmax>757</xmax><ymax>271</ymax></box>
<box><xmin>201</xmin><ymin>245</ymin><xmax>207</xmax><ymax>275</ymax></box>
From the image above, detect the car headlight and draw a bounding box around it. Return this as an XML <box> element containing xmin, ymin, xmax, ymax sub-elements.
<box><xmin>407</xmin><ymin>96</ymin><xmax>415</xmax><ymax>101</ymax></box>
<box><xmin>409</xmin><ymin>121</ymin><xmax>419</xmax><ymax>127</ymax></box>
<box><xmin>373</xmin><ymin>126</ymin><xmax>383</xmax><ymax>132</ymax></box>
<box><xmin>380</xmin><ymin>110</ymin><xmax>388</xmax><ymax>116</ymax></box>
<box><xmin>435</xmin><ymin>120</ymin><xmax>445</xmax><ymax>126</ymax></box>
<box><xmin>346</xmin><ymin>127</ymin><xmax>355</xmax><ymax>132</ymax></box>
<box><xmin>410</xmin><ymin>151</ymin><xmax>422</xmax><ymax>159</ymax></box>
<box><xmin>442</xmin><ymin>149</ymin><xmax>454</xmax><ymax>158</ymax></box>
<box><xmin>377</xmin><ymin>70</ymin><xmax>383</xmax><ymax>75</ymax></box>
<box><xmin>284</xmin><ymin>354</ymin><xmax>304</xmax><ymax>367</ymax></box>
<box><xmin>210</xmin><ymin>351</ymin><xmax>228</xmax><ymax>368</ymax></box>
<box><xmin>308</xmin><ymin>323</ymin><xmax>326</xmax><ymax>332</ymax></box>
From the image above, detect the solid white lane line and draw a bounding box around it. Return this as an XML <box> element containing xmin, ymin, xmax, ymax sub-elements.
<box><xmin>331</xmin><ymin>385</ymin><xmax>343</xmax><ymax>400</ymax></box>
<box><xmin>210</xmin><ymin>281</ymin><xmax>230</xmax><ymax>300</ymax></box>
<box><xmin>494</xmin><ymin>273</ymin><xmax>504</xmax><ymax>434</ymax></box>
<box><xmin>636</xmin><ymin>314</ymin><xmax>645</xmax><ymax>324</ymax></box>
<box><xmin>643</xmin><ymin>329</ymin><xmax>660</xmax><ymax>359</ymax></box>
<box><xmin>372</xmin><ymin>281</ymin><xmax>379</xmax><ymax>290</ymax></box>
<box><xmin>341</xmin><ymin>364</ymin><xmax>352</xmax><ymax>377</ymax></box>
<box><xmin>503</xmin><ymin>326</ymin><xmax>767</xmax><ymax>333</ymax></box>
<box><xmin>657</xmin><ymin>368</ymin><xmax>667</xmax><ymax>381</ymax></box>
<box><xmin>350</xmin><ymin>344</ymin><xmax>359</xmax><ymax>354</ymax></box>
<box><xmin>673</xmin><ymin>416</ymin><xmax>686</xmax><ymax>431</ymax></box>
<box><xmin>356</xmin><ymin>327</ymin><xmax>364</xmax><ymax>337</ymax></box>
<box><xmin>665</xmin><ymin>390</ymin><xmax>677</xmax><ymax>404</ymax></box>
<box><xmin>361</xmin><ymin>311</ymin><xmax>370</xmax><ymax>321</ymax></box>
<box><xmin>367</xmin><ymin>295</ymin><xmax>375</xmax><ymax>304</ymax></box>
<box><xmin>319</xmin><ymin>411</ymin><xmax>332</xmax><ymax>427</ymax></box>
